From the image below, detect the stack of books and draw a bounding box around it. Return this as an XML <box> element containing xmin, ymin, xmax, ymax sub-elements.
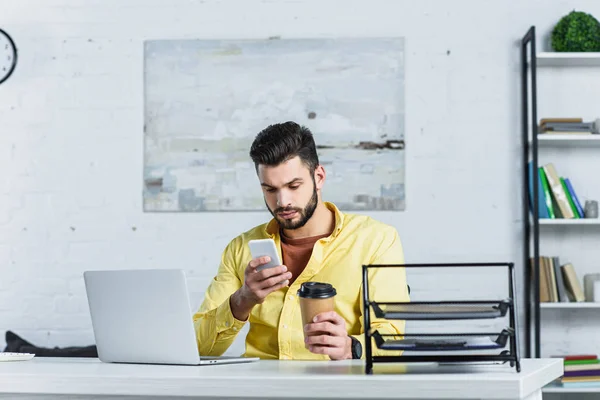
<box><xmin>556</xmin><ymin>354</ymin><xmax>600</xmax><ymax>387</ymax></box>
<box><xmin>529</xmin><ymin>256</ymin><xmax>585</xmax><ymax>302</ymax></box>
<box><xmin>528</xmin><ymin>161</ymin><xmax>585</xmax><ymax>219</ymax></box>
<box><xmin>539</xmin><ymin>117</ymin><xmax>599</xmax><ymax>135</ymax></box>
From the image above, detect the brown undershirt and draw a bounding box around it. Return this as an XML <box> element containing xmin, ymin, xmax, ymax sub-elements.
<box><xmin>280</xmin><ymin>231</ymin><xmax>331</xmax><ymax>285</ymax></box>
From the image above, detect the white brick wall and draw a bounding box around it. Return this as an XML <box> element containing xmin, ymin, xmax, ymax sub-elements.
<box><xmin>1</xmin><ymin>0</ymin><xmax>600</xmax><ymax>359</ymax></box>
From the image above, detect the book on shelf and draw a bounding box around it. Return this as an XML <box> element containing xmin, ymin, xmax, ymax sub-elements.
<box><xmin>551</xmin><ymin>355</ymin><xmax>600</xmax><ymax>385</ymax></box>
<box><xmin>565</xmin><ymin>370</ymin><xmax>600</xmax><ymax>378</ymax></box>
<box><xmin>565</xmin><ymin>355</ymin><xmax>598</xmax><ymax>361</ymax></box>
<box><xmin>562</xmin><ymin>263</ymin><xmax>586</xmax><ymax>302</ymax></box>
<box><xmin>546</xmin><ymin>257</ymin><xmax>558</xmax><ymax>302</ymax></box>
<box><xmin>563</xmin><ymin>376</ymin><xmax>600</xmax><ymax>383</ymax></box>
<box><xmin>565</xmin><ymin>359</ymin><xmax>600</xmax><ymax>365</ymax></box>
<box><xmin>552</xmin><ymin>354</ymin><xmax>598</xmax><ymax>361</ymax></box>
<box><xmin>564</xmin><ymin>178</ymin><xmax>585</xmax><ymax>218</ymax></box>
<box><xmin>529</xmin><ymin>257</ymin><xmax>585</xmax><ymax>302</ymax></box>
<box><xmin>540</xmin><ymin>118</ymin><xmax>583</xmax><ymax>124</ymax></box>
<box><xmin>538</xmin><ymin>117</ymin><xmax>599</xmax><ymax>135</ymax></box>
<box><xmin>565</xmin><ymin>363</ymin><xmax>600</xmax><ymax>372</ymax></box>
<box><xmin>540</xmin><ymin>117</ymin><xmax>584</xmax><ymax>127</ymax></box>
<box><xmin>560</xmin><ymin>178</ymin><xmax>580</xmax><ymax>219</ymax></box>
<box><xmin>528</xmin><ymin>162</ymin><xmax>585</xmax><ymax>219</ymax></box>
<box><xmin>539</xmin><ymin>257</ymin><xmax>550</xmax><ymax>302</ymax></box>
<box><xmin>528</xmin><ymin>162</ymin><xmax>549</xmax><ymax>218</ymax></box>
<box><xmin>562</xmin><ymin>381</ymin><xmax>600</xmax><ymax>388</ymax></box>
<box><xmin>552</xmin><ymin>256</ymin><xmax>568</xmax><ymax>302</ymax></box>
<box><xmin>543</xmin><ymin>163</ymin><xmax>575</xmax><ymax>219</ymax></box>
<box><xmin>539</xmin><ymin>167</ymin><xmax>555</xmax><ymax>218</ymax></box>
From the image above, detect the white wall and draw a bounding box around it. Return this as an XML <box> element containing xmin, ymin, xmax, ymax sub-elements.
<box><xmin>1</xmin><ymin>0</ymin><xmax>600</xmax><ymax>359</ymax></box>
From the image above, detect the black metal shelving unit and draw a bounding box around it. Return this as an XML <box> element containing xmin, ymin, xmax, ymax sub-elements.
<box><xmin>521</xmin><ymin>25</ymin><xmax>540</xmax><ymax>360</ymax></box>
<box><xmin>361</xmin><ymin>263</ymin><xmax>521</xmax><ymax>375</ymax></box>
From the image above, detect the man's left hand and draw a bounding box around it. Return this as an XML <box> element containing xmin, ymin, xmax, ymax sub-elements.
<box><xmin>304</xmin><ymin>311</ymin><xmax>351</xmax><ymax>360</ymax></box>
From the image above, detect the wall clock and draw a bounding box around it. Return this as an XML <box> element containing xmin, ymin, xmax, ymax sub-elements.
<box><xmin>0</xmin><ymin>28</ymin><xmax>17</xmax><ymax>85</ymax></box>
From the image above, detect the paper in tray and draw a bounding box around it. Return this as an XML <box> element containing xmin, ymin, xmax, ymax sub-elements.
<box><xmin>376</xmin><ymin>336</ymin><xmax>505</xmax><ymax>351</ymax></box>
<box><xmin>372</xmin><ymin>301</ymin><xmax>509</xmax><ymax>320</ymax></box>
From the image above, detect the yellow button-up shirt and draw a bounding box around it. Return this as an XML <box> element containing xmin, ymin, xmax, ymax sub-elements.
<box><xmin>193</xmin><ymin>202</ymin><xmax>409</xmax><ymax>360</ymax></box>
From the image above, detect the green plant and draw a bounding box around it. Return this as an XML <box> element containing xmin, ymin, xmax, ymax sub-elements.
<box><xmin>551</xmin><ymin>10</ymin><xmax>600</xmax><ymax>52</ymax></box>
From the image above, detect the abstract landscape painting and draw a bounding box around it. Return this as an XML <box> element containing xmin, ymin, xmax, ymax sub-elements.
<box><xmin>143</xmin><ymin>37</ymin><xmax>405</xmax><ymax>211</ymax></box>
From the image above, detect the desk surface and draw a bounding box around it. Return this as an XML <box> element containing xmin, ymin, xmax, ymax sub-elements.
<box><xmin>0</xmin><ymin>357</ymin><xmax>562</xmax><ymax>399</ymax></box>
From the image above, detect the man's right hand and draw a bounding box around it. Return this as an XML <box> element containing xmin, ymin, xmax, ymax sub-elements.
<box><xmin>230</xmin><ymin>256</ymin><xmax>292</xmax><ymax>321</ymax></box>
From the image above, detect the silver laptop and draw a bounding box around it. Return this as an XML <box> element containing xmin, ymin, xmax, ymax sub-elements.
<box><xmin>83</xmin><ymin>269</ymin><xmax>258</xmax><ymax>366</ymax></box>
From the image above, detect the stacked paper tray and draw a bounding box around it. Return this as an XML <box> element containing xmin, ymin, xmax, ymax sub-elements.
<box><xmin>372</xmin><ymin>329</ymin><xmax>512</xmax><ymax>351</ymax></box>
<box><xmin>371</xmin><ymin>300</ymin><xmax>511</xmax><ymax>320</ymax></box>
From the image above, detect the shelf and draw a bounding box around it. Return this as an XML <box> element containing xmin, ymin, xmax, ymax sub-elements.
<box><xmin>535</xmin><ymin>134</ymin><xmax>600</xmax><ymax>145</ymax></box>
<box><xmin>522</xmin><ymin>28</ymin><xmax>600</xmax><ymax>361</ymax></box>
<box><xmin>539</xmin><ymin>219</ymin><xmax>600</xmax><ymax>226</ymax></box>
<box><xmin>537</xmin><ymin>52</ymin><xmax>600</xmax><ymax>67</ymax></box>
<box><xmin>541</xmin><ymin>302</ymin><xmax>600</xmax><ymax>309</ymax></box>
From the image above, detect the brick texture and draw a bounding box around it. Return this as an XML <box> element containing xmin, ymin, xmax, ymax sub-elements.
<box><xmin>1</xmin><ymin>0</ymin><xmax>600</xmax><ymax>358</ymax></box>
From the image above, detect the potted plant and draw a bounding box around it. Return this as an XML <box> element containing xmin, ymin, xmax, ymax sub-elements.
<box><xmin>551</xmin><ymin>10</ymin><xmax>600</xmax><ymax>52</ymax></box>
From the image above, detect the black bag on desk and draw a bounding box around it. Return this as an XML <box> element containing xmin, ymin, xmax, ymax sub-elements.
<box><xmin>4</xmin><ymin>330</ymin><xmax>98</xmax><ymax>357</ymax></box>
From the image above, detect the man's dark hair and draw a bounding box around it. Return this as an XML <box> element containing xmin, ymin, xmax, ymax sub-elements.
<box><xmin>249</xmin><ymin>121</ymin><xmax>319</xmax><ymax>173</ymax></box>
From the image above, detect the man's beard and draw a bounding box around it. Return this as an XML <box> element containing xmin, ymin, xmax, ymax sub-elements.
<box><xmin>267</xmin><ymin>184</ymin><xmax>318</xmax><ymax>230</ymax></box>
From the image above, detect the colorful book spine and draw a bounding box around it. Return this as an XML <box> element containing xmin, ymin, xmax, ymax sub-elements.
<box><xmin>538</xmin><ymin>167</ymin><xmax>555</xmax><ymax>218</ymax></box>
<box><xmin>543</xmin><ymin>163</ymin><xmax>575</xmax><ymax>218</ymax></box>
<box><xmin>565</xmin><ymin>178</ymin><xmax>585</xmax><ymax>218</ymax></box>
<box><xmin>565</xmin><ymin>370</ymin><xmax>600</xmax><ymax>377</ymax></box>
<box><xmin>565</xmin><ymin>363</ymin><xmax>600</xmax><ymax>371</ymax></box>
<box><xmin>528</xmin><ymin>162</ymin><xmax>550</xmax><ymax>218</ymax></box>
<box><xmin>565</xmin><ymin>359</ymin><xmax>600</xmax><ymax>365</ymax></box>
<box><xmin>562</xmin><ymin>381</ymin><xmax>600</xmax><ymax>388</ymax></box>
<box><xmin>563</xmin><ymin>376</ymin><xmax>600</xmax><ymax>382</ymax></box>
<box><xmin>561</xmin><ymin>178</ymin><xmax>580</xmax><ymax>218</ymax></box>
<box><xmin>564</xmin><ymin>354</ymin><xmax>598</xmax><ymax>361</ymax></box>
<box><xmin>552</xmin><ymin>256</ymin><xmax>568</xmax><ymax>302</ymax></box>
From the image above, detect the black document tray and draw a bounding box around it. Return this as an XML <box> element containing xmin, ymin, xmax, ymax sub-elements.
<box><xmin>371</xmin><ymin>300</ymin><xmax>510</xmax><ymax>320</ymax></box>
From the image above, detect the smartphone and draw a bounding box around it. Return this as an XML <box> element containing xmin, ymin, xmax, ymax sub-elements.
<box><xmin>248</xmin><ymin>239</ymin><xmax>282</xmax><ymax>272</ymax></box>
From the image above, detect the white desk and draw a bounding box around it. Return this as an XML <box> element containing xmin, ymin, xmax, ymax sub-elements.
<box><xmin>0</xmin><ymin>357</ymin><xmax>562</xmax><ymax>400</ymax></box>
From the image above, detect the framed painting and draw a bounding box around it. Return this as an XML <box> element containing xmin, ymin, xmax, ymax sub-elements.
<box><xmin>143</xmin><ymin>37</ymin><xmax>405</xmax><ymax>211</ymax></box>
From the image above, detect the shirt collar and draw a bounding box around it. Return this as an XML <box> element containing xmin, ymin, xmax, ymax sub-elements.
<box><xmin>264</xmin><ymin>201</ymin><xmax>344</xmax><ymax>238</ymax></box>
